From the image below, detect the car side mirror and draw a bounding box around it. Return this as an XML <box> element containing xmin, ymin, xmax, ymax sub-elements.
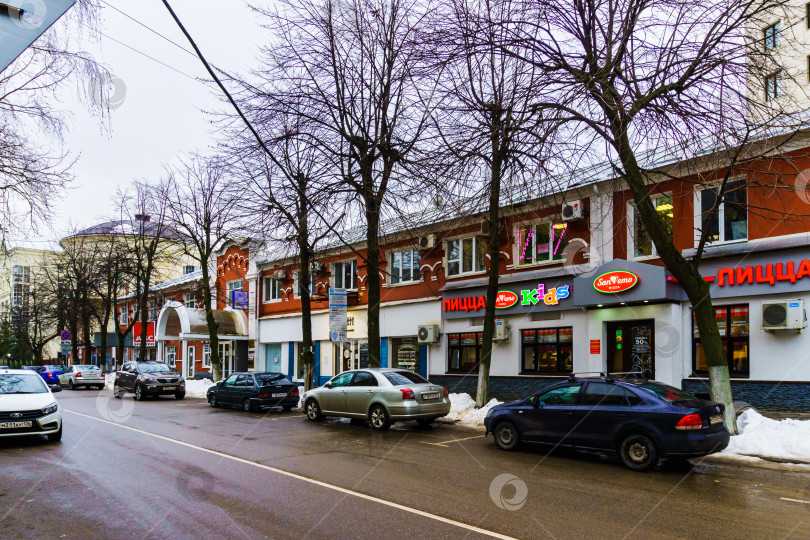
<box><xmin>324</xmin><ymin>381</ymin><xmax>333</xmax><ymax>389</ymax></box>
<box><xmin>50</xmin><ymin>384</ymin><xmax>62</xmax><ymax>393</ymax></box>
<box><xmin>216</xmin><ymin>381</ymin><xmax>223</xmax><ymax>386</ymax></box>
<box><xmin>531</xmin><ymin>397</ymin><xmax>544</xmax><ymax>408</ymax></box>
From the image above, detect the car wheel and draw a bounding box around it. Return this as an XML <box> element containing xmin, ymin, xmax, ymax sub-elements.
<box><xmin>305</xmin><ymin>399</ymin><xmax>324</xmax><ymax>421</ymax></box>
<box><xmin>416</xmin><ymin>417</ymin><xmax>435</xmax><ymax>426</ymax></box>
<box><xmin>134</xmin><ymin>384</ymin><xmax>145</xmax><ymax>401</ymax></box>
<box><xmin>175</xmin><ymin>392</ymin><xmax>185</xmax><ymax>400</ymax></box>
<box><xmin>209</xmin><ymin>394</ymin><xmax>218</xmax><ymax>408</ymax></box>
<box><xmin>47</xmin><ymin>424</ymin><xmax>63</xmax><ymax>443</ymax></box>
<box><xmin>619</xmin><ymin>434</ymin><xmax>659</xmax><ymax>471</ymax></box>
<box><xmin>243</xmin><ymin>398</ymin><xmax>255</xmax><ymax>412</ymax></box>
<box><xmin>114</xmin><ymin>383</ymin><xmax>123</xmax><ymax>399</ymax></box>
<box><xmin>282</xmin><ymin>405</ymin><xmax>294</xmax><ymax>412</ymax></box>
<box><xmin>494</xmin><ymin>421</ymin><xmax>520</xmax><ymax>451</ymax></box>
<box><xmin>369</xmin><ymin>404</ymin><xmax>391</xmax><ymax>431</ymax></box>
<box><xmin>69</xmin><ymin>380</ymin><xmax>75</xmax><ymax>391</ymax></box>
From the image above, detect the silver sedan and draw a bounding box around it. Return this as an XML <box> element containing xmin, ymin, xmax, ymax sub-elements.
<box><xmin>302</xmin><ymin>368</ymin><xmax>451</xmax><ymax>430</ymax></box>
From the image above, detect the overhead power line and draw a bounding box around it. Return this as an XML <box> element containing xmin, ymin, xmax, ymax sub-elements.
<box><xmin>100</xmin><ymin>0</ymin><xmax>198</xmax><ymax>59</ymax></box>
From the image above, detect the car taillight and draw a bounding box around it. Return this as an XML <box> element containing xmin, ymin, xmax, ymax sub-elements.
<box><xmin>675</xmin><ymin>414</ymin><xmax>703</xmax><ymax>430</ymax></box>
<box><xmin>290</xmin><ymin>389</ymin><xmax>299</xmax><ymax>396</ymax></box>
<box><xmin>46</xmin><ymin>372</ymin><xmax>52</xmax><ymax>378</ymax></box>
<box><xmin>258</xmin><ymin>392</ymin><xmax>270</xmax><ymax>398</ymax></box>
<box><xmin>75</xmin><ymin>372</ymin><xmax>82</xmax><ymax>378</ymax></box>
<box><xmin>400</xmin><ymin>388</ymin><xmax>415</xmax><ymax>400</ymax></box>
<box><xmin>443</xmin><ymin>386</ymin><xmax>448</xmax><ymax>398</ymax></box>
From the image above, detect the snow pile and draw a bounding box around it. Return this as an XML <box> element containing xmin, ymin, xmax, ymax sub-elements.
<box><xmin>722</xmin><ymin>409</ymin><xmax>810</xmax><ymax>463</ymax></box>
<box><xmin>104</xmin><ymin>372</ymin><xmax>115</xmax><ymax>390</ymax></box>
<box><xmin>440</xmin><ymin>393</ymin><xmax>502</xmax><ymax>427</ymax></box>
<box><xmin>184</xmin><ymin>378</ymin><xmax>214</xmax><ymax>399</ymax></box>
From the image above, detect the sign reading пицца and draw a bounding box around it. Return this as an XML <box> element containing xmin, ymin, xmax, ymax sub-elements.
<box><xmin>593</xmin><ymin>271</ymin><xmax>639</xmax><ymax>294</ymax></box>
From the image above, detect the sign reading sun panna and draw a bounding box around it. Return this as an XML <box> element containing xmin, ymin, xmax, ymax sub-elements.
<box><xmin>593</xmin><ymin>271</ymin><xmax>639</xmax><ymax>294</ymax></box>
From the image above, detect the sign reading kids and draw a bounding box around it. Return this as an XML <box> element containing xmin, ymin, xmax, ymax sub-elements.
<box><xmin>520</xmin><ymin>283</ymin><xmax>570</xmax><ymax>306</ymax></box>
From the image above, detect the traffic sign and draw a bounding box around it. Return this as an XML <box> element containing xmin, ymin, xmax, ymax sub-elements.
<box><xmin>60</xmin><ymin>330</ymin><xmax>71</xmax><ymax>341</ymax></box>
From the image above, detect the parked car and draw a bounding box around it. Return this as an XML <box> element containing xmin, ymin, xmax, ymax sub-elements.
<box><xmin>207</xmin><ymin>372</ymin><xmax>299</xmax><ymax>412</ymax></box>
<box><xmin>114</xmin><ymin>361</ymin><xmax>185</xmax><ymax>401</ymax></box>
<box><xmin>302</xmin><ymin>368</ymin><xmax>451</xmax><ymax>431</ymax></box>
<box><xmin>484</xmin><ymin>375</ymin><xmax>730</xmax><ymax>471</ymax></box>
<box><xmin>36</xmin><ymin>365</ymin><xmax>65</xmax><ymax>385</ymax></box>
<box><xmin>59</xmin><ymin>365</ymin><xmax>105</xmax><ymax>390</ymax></box>
<box><xmin>0</xmin><ymin>368</ymin><xmax>62</xmax><ymax>442</ymax></box>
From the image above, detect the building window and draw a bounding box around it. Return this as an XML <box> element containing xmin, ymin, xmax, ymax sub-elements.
<box><xmin>333</xmin><ymin>260</ymin><xmax>357</xmax><ymax>290</ymax></box>
<box><xmin>692</xmin><ymin>305</ymin><xmax>749</xmax><ymax>377</ymax></box>
<box><xmin>166</xmin><ymin>346</ymin><xmax>176</xmax><ymax>365</ymax></box>
<box><xmin>763</xmin><ymin>21</ymin><xmax>780</xmax><ymax>51</ymax></box>
<box><xmin>203</xmin><ymin>345</ymin><xmax>211</xmax><ymax>368</ymax></box>
<box><xmin>447</xmin><ymin>236</ymin><xmax>486</xmax><ymax>276</ymax></box>
<box><xmin>631</xmin><ymin>195</ymin><xmax>673</xmax><ymax>258</ymax></box>
<box><xmin>390</xmin><ymin>248</ymin><xmax>421</xmax><ymax>284</ymax></box>
<box><xmin>263</xmin><ymin>277</ymin><xmax>282</xmax><ymax>302</ymax></box>
<box><xmin>521</xmin><ymin>328</ymin><xmax>573</xmax><ymax>373</ymax></box>
<box><xmin>148</xmin><ymin>300</ymin><xmax>158</xmax><ymax>321</ymax></box>
<box><xmin>699</xmin><ymin>180</ymin><xmax>747</xmax><ymax>244</ymax></box>
<box><xmin>765</xmin><ymin>71</ymin><xmax>782</xmax><ymax>101</ymax></box>
<box><xmin>11</xmin><ymin>266</ymin><xmax>30</xmax><ymax>307</ymax></box>
<box><xmin>183</xmin><ymin>265</ymin><xmax>197</xmax><ymax>275</ymax></box>
<box><xmin>448</xmin><ymin>332</ymin><xmax>482</xmax><ymax>372</ymax></box>
<box><xmin>183</xmin><ymin>293</ymin><xmax>195</xmax><ymax>308</ymax></box>
<box><xmin>293</xmin><ymin>272</ymin><xmax>317</xmax><ymax>298</ymax></box>
<box><xmin>119</xmin><ymin>306</ymin><xmax>128</xmax><ymax>325</ymax></box>
<box><xmin>516</xmin><ymin>223</ymin><xmax>569</xmax><ymax>266</ymax></box>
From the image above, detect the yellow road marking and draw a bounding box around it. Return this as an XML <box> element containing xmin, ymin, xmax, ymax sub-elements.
<box><xmin>63</xmin><ymin>409</ymin><xmax>514</xmax><ymax>539</ymax></box>
<box><xmin>421</xmin><ymin>435</ymin><xmax>486</xmax><ymax>448</ymax></box>
<box><xmin>780</xmin><ymin>497</ymin><xmax>810</xmax><ymax>505</ymax></box>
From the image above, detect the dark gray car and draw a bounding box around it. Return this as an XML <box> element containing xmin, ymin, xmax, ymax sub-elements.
<box><xmin>302</xmin><ymin>368</ymin><xmax>450</xmax><ymax>430</ymax></box>
<box><xmin>114</xmin><ymin>361</ymin><xmax>185</xmax><ymax>401</ymax></box>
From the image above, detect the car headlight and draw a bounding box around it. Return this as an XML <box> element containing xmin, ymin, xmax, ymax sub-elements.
<box><xmin>41</xmin><ymin>403</ymin><xmax>58</xmax><ymax>415</ymax></box>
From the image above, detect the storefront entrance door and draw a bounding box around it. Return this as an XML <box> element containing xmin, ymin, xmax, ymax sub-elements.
<box><xmin>334</xmin><ymin>340</ymin><xmax>369</xmax><ymax>374</ymax></box>
<box><xmin>606</xmin><ymin>320</ymin><xmax>655</xmax><ymax>378</ymax></box>
<box><xmin>219</xmin><ymin>342</ymin><xmax>234</xmax><ymax>379</ymax></box>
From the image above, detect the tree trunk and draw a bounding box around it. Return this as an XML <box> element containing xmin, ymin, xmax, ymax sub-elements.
<box><xmin>365</xmin><ymin>194</ymin><xmax>382</xmax><ymax>368</ymax></box>
<box><xmin>138</xmin><ymin>287</ymin><xmax>149</xmax><ymax>362</ymax></box>
<box><xmin>476</xmin><ymin>140</ymin><xmax>504</xmax><ymax>408</ymax></box>
<box><xmin>200</xmin><ymin>264</ymin><xmax>221</xmax><ymax>381</ymax></box>
<box><xmin>298</xmin><ymin>191</ymin><xmax>315</xmax><ymax>390</ymax></box>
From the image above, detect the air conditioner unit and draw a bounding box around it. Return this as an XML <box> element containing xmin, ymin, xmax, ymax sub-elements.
<box><xmin>418</xmin><ymin>324</ymin><xmax>440</xmax><ymax>343</ymax></box>
<box><xmin>493</xmin><ymin>320</ymin><xmax>511</xmax><ymax>341</ymax></box>
<box><xmin>761</xmin><ymin>300</ymin><xmax>807</xmax><ymax>332</ymax></box>
<box><xmin>419</xmin><ymin>234</ymin><xmax>437</xmax><ymax>250</ymax></box>
<box><xmin>310</xmin><ymin>261</ymin><xmax>325</xmax><ymax>273</ymax></box>
<box><xmin>561</xmin><ymin>200</ymin><xmax>583</xmax><ymax>221</ymax></box>
<box><xmin>273</xmin><ymin>269</ymin><xmax>287</xmax><ymax>280</ymax></box>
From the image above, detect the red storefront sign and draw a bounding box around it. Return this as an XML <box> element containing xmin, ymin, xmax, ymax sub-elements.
<box><xmin>133</xmin><ymin>321</ymin><xmax>156</xmax><ymax>347</ymax></box>
<box><xmin>495</xmin><ymin>291</ymin><xmax>518</xmax><ymax>309</ymax></box>
<box><xmin>710</xmin><ymin>261</ymin><xmax>810</xmax><ymax>286</ymax></box>
<box><xmin>590</xmin><ymin>339</ymin><xmax>601</xmax><ymax>354</ymax></box>
<box><xmin>593</xmin><ymin>271</ymin><xmax>639</xmax><ymax>294</ymax></box>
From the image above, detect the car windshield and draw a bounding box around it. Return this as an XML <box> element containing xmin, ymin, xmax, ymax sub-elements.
<box><xmin>0</xmin><ymin>373</ymin><xmax>48</xmax><ymax>394</ymax></box>
<box><xmin>383</xmin><ymin>371</ymin><xmax>429</xmax><ymax>386</ymax></box>
<box><xmin>256</xmin><ymin>374</ymin><xmax>292</xmax><ymax>385</ymax></box>
<box><xmin>139</xmin><ymin>363</ymin><xmax>172</xmax><ymax>373</ymax></box>
<box><xmin>638</xmin><ymin>383</ymin><xmax>696</xmax><ymax>402</ymax></box>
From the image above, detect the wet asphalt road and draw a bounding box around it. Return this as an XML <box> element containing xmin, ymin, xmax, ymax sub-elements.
<box><xmin>1</xmin><ymin>390</ymin><xmax>809</xmax><ymax>540</ymax></box>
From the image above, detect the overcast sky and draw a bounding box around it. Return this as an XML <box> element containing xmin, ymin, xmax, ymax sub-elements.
<box><xmin>29</xmin><ymin>0</ymin><xmax>265</xmax><ymax>247</ymax></box>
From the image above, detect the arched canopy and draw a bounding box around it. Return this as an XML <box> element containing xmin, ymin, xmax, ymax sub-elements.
<box><xmin>156</xmin><ymin>302</ymin><xmax>248</xmax><ymax>341</ymax></box>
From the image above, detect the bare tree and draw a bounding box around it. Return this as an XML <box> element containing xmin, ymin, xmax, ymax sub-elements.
<box><xmin>255</xmin><ymin>0</ymin><xmax>437</xmax><ymax>367</ymax></box>
<box><xmin>494</xmin><ymin>0</ymin><xmax>806</xmax><ymax>430</ymax></box>
<box><xmin>164</xmin><ymin>158</ymin><xmax>243</xmax><ymax>381</ymax></box>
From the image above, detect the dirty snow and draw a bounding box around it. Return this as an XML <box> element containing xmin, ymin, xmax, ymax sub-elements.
<box><xmin>721</xmin><ymin>409</ymin><xmax>810</xmax><ymax>463</ymax></box>
<box><xmin>440</xmin><ymin>393</ymin><xmax>502</xmax><ymax>427</ymax></box>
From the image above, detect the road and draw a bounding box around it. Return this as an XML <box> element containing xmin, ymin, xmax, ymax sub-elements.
<box><xmin>1</xmin><ymin>390</ymin><xmax>809</xmax><ymax>539</ymax></box>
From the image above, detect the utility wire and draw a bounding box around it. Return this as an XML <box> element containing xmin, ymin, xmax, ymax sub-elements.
<box><xmin>100</xmin><ymin>0</ymin><xmax>198</xmax><ymax>59</ymax></box>
<box><xmin>159</xmin><ymin>0</ymin><xmax>372</xmax><ymax>266</ymax></box>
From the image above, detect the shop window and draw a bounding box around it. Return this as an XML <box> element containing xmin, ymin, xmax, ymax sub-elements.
<box><xmin>699</xmin><ymin>180</ymin><xmax>747</xmax><ymax>244</ymax></box>
<box><xmin>521</xmin><ymin>328</ymin><xmax>573</xmax><ymax>374</ymax></box>
<box><xmin>333</xmin><ymin>260</ymin><xmax>358</xmax><ymax>290</ymax></box>
<box><xmin>390</xmin><ymin>337</ymin><xmax>419</xmax><ymax>372</ymax></box>
<box><xmin>516</xmin><ymin>222</ymin><xmax>569</xmax><ymax>266</ymax></box>
<box><xmin>263</xmin><ymin>277</ymin><xmax>282</xmax><ymax>302</ymax></box>
<box><xmin>294</xmin><ymin>342</ymin><xmax>307</xmax><ymax>380</ymax></box>
<box><xmin>763</xmin><ymin>21</ymin><xmax>780</xmax><ymax>52</ymax></box>
<box><xmin>447</xmin><ymin>236</ymin><xmax>486</xmax><ymax>276</ymax></box>
<box><xmin>390</xmin><ymin>248</ymin><xmax>421</xmax><ymax>284</ymax></box>
<box><xmin>448</xmin><ymin>332</ymin><xmax>483</xmax><ymax>372</ymax></box>
<box><xmin>203</xmin><ymin>345</ymin><xmax>211</xmax><ymax>368</ymax></box>
<box><xmin>165</xmin><ymin>346</ymin><xmax>176</xmax><ymax>365</ymax></box>
<box><xmin>692</xmin><ymin>305</ymin><xmax>749</xmax><ymax>377</ymax></box>
<box><xmin>630</xmin><ymin>195</ymin><xmax>673</xmax><ymax>258</ymax></box>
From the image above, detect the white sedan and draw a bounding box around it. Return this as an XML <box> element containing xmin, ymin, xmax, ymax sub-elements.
<box><xmin>0</xmin><ymin>368</ymin><xmax>62</xmax><ymax>442</ymax></box>
<box><xmin>58</xmin><ymin>365</ymin><xmax>105</xmax><ymax>390</ymax></box>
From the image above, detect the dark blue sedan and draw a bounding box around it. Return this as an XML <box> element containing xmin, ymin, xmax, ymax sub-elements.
<box><xmin>484</xmin><ymin>376</ymin><xmax>730</xmax><ymax>471</ymax></box>
<box><xmin>36</xmin><ymin>365</ymin><xmax>66</xmax><ymax>385</ymax></box>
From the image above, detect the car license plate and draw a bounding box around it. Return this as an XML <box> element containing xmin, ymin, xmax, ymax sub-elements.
<box><xmin>710</xmin><ymin>414</ymin><xmax>722</xmax><ymax>425</ymax></box>
<box><xmin>422</xmin><ymin>392</ymin><xmax>440</xmax><ymax>400</ymax></box>
<box><xmin>0</xmin><ymin>421</ymin><xmax>32</xmax><ymax>429</ymax></box>
<box><xmin>272</xmin><ymin>393</ymin><xmax>287</xmax><ymax>398</ymax></box>
<box><xmin>163</xmin><ymin>386</ymin><xmax>176</xmax><ymax>391</ymax></box>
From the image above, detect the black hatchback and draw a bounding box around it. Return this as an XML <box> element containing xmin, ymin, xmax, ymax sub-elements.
<box><xmin>484</xmin><ymin>376</ymin><xmax>730</xmax><ymax>471</ymax></box>
<box><xmin>207</xmin><ymin>372</ymin><xmax>300</xmax><ymax>412</ymax></box>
